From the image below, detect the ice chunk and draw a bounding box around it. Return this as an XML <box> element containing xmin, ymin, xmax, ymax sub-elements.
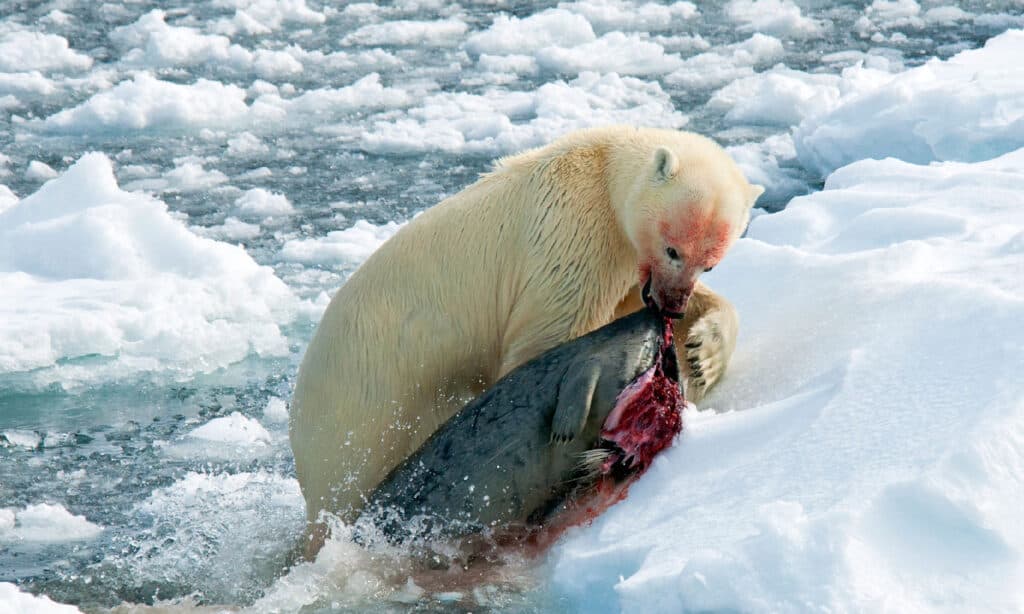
<box><xmin>187</xmin><ymin>412</ymin><xmax>272</xmax><ymax>445</ymax></box>
<box><xmin>0</xmin><ymin>152</ymin><xmax>299</xmax><ymax>388</ymax></box>
<box><xmin>280</xmin><ymin>219</ymin><xmax>404</xmax><ymax>266</ymax></box>
<box><xmin>465</xmin><ymin>10</ymin><xmax>595</xmax><ymax>56</ymax></box>
<box><xmin>0</xmin><ymin>31</ymin><xmax>92</xmax><ymax>72</ymax></box>
<box><xmin>38</xmin><ymin>73</ymin><xmax>251</xmax><ymax>133</ymax></box>
<box><xmin>262</xmin><ymin>396</ymin><xmax>289</xmax><ymax>424</ymax></box>
<box><xmin>341</xmin><ymin>18</ymin><xmax>468</xmax><ymax>47</ymax></box>
<box><xmin>665</xmin><ymin>34</ymin><xmax>784</xmax><ymax>90</ymax></box>
<box><xmin>360</xmin><ymin>72</ymin><xmax>686</xmax><ymax>155</ymax></box>
<box><xmin>0</xmin><ymin>582</ymin><xmax>82</xmax><ymax>613</ymax></box>
<box><xmin>0</xmin><ymin>503</ymin><xmax>103</xmax><ymax>543</ymax></box>
<box><xmin>24</xmin><ymin>161</ymin><xmax>57</xmax><ymax>182</ymax></box>
<box><xmin>557</xmin><ymin>0</ymin><xmax>698</xmax><ymax>33</ymax></box>
<box><xmin>725</xmin><ymin>0</ymin><xmax>824</xmax><ymax>37</ymax></box>
<box><xmin>235</xmin><ymin>188</ymin><xmax>294</xmax><ymax>217</ymax></box>
<box><xmin>795</xmin><ymin>29</ymin><xmax>1024</xmax><ymax>177</ymax></box>
<box><xmin>535</xmin><ymin>33</ymin><xmax>683</xmax><ymax>76</ymax></box>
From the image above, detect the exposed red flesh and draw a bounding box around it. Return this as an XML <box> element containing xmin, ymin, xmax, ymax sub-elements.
<box><xmin>526</xmin><ymin>317</ymin><xmax>685</xmax><ymax>550</ymax></box>
<box><xmin>599</xmin><ymin>317</ymin><xmax>684</xmax><ymax>473</ymax></box>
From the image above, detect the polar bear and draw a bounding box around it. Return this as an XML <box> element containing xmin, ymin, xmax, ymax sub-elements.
<box><xmin>291</xmin><ymin>126</ymin><xmax>762</xmax><ymax>553</ymax></box>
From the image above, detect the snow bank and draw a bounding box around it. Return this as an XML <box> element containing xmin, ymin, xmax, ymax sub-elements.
<box><xmin>360</xmin><ymin>72</ymin><xmax>687</xmax><ymax>155</ymax></box>
<box><xmin>0</xmin><ymin>503</ymin><xmax>103</xmax><ymax>543</ymax></box>
<box><xmin>552</xmin><ymin>148</ymin><xmax>1024</xmax><ymax>612</ymax></box>
<box><xmin>0</xmin><ymin>583</ymin><xmax>82</xmax><ymax>614</ymax></box>
<box><xmin>0</xmin><ymin>153</ymin><xmax>299</xmax><ymax>388</ymax></box>
<box><xmin>795</xmin><ymin>29</ymin><xmax>1024</xmax><ymax>177</ymax></box>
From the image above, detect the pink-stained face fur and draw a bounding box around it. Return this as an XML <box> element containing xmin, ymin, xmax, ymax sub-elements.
<box><xmin>631</xmin><ymin>143</ymin><xmax>762</xmax><ymax>317</ymax></box>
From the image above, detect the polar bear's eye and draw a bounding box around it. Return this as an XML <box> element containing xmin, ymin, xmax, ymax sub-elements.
<box><xmin>666</xmin><ymin>247</ymin><xmax>680</xmax><ymax>261</ymax></box>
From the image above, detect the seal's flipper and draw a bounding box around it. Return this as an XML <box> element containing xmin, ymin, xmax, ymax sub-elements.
<box><xmin>551</xmin><ymin>362</ymin><xmax>601</xmax><ymax>443</ymax></box>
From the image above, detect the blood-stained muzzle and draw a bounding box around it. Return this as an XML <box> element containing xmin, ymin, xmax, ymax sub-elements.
<box><xmin>642</xmin><ymin>275</ymin><xmax>693</xmax><ymax>319</ymax></box>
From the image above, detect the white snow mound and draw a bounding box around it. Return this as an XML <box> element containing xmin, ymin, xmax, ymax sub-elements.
<box><xmin>553</xmin><ymin>148</ymin><xmax>1024</xmax><ymax>612</ymax></box>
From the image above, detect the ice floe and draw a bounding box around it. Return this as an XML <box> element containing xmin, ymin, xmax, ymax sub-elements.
<box><xmin>795</xmin><ymin>29</ymin><xmax>1024</xmax><ymax>177</ymax></box>
<box><xmin>0</xmin><ymin>503</ymin><xmax>102</xmax><ymax>544</ymax></box>
<box><xmin>0</xmin><ymin>152</ymin><xmax>299</xmax><ymax>387</ymax></box>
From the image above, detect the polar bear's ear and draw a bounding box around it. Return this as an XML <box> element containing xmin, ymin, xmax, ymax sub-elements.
<box><xmin>653</xmin><ymin>147</ymin><xmax>678</xmax><ymax>182</ymax></box>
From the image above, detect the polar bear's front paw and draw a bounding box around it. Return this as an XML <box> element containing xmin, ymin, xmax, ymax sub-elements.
<box><xmin>681</xmin><ymin>315</ymin><xmax>731</xmax><ymax>403</ymax></box>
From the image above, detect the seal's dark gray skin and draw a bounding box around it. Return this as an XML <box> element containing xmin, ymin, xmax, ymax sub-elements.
<box><xmin>360</xmin><ymin>307</ymin><xmax>680</xmax><ymax>542</ymax></box>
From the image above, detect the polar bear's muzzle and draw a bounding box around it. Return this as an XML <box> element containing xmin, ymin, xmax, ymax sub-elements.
<box><xmin>642</xmin><ymin>276</ymin><xmax>689</xmax><ymax>319</ymax></box>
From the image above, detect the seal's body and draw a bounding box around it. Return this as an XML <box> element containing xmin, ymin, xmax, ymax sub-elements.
<box><xmin>361</xmin><ymin>308</ymin><xmax>683</xmax><ymax>542</ymax></box>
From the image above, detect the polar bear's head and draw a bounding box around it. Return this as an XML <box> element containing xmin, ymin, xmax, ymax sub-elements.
<box><xmin>620</xmin><ymin>136</ymin><xmax>763</xmax><ymax>317</ymax></box>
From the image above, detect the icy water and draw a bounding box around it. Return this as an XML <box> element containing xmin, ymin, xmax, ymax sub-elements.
<box><xmin>1</xmin><ymin>1</ymin><xmax>1021</xmax><ymax>612</ymax></box>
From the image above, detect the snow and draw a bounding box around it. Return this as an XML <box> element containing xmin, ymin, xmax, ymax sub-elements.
<box><xmin>0</xmin><ymin>503</ymin><xmax>103</xmax><ymax>543</ymax></box>
<box><xmin>550</xmin><ymin>148</ymin><xmax>1024</xmax><ymax>612</ymax></box>
<box><xmin>0</xmin><ymin>152</ymin><xmax>299</xmax><ymax>387</ymax></box>
<box><xmin>795</xmin><ymin>29</ymin><xmax>1024</xmax><ymax>177</ymax></box>
<box><xmin>0</xmin><ymin>583</ymin><xmax>82</xmax><ymax>614</ymax></box>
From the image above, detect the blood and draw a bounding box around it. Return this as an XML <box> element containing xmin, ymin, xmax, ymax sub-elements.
<box><xmin>599</xmin><ymin>318</ymin><xmax>684</xmax><ymax>474</ymax></box>
<box><xmin>524</xmin><ymin>317</ymin><xmax>685</xmax><ymax>552</ymax></box>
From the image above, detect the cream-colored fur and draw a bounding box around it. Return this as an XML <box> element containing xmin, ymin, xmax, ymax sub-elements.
<box><xmin>290</xmin><ymin>126</ymin><xmax>762</xmax><ymax>554</ymax></box>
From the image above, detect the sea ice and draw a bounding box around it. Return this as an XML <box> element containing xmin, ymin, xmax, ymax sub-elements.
<box><xmin>0</xmin><ymin>31</ymin><xmax>92</xmax><ymax>73</ymax></box>
<box><xmin>280</xmin><ymin>219</ymin><xmax>405</xmax><ymax>266</ymax></box>
<box><xmin>0</xmin><ymin>152</ymin><xmax>299</xmax><ymax>387</ymax></box>
<box><xmin>235</xmin><ymin>187</ymin><xmax>294</xmax><ymax>217</ymax></box>
<box><xmin>0</xmin><ymin>503</ymin><xmax>102</xmax><ymax>544</ymax></box>
<box><xmin>795</xmin><ymin>29</ymin><xmax>1024</xmax><ymax>176</ymax></box>
<box><xmin>0</xmin><ymin>583</ymin><xmax>82</xmax><ymax>614</ymax></box>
